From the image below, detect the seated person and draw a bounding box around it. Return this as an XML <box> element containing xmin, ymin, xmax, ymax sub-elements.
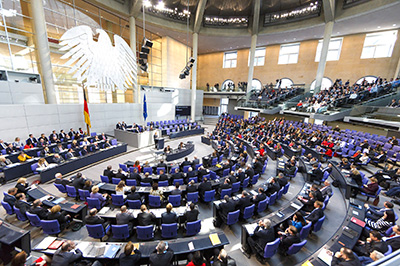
<box><xmin>82</xmin><ymin>180</ymin><xmax>93</xmax><ymax>192</ymax></box>
<box><xmin>309</xmin><ymin>184</ymin><xmax>324</xmax><ymax>202</ymax></box>
<box><xmin>15</xmin><ymin>193</ymin><xmax>31</xmax><ymax>215</ymax></box>
<box><xmin>158</xmin><ymin>169</ymin><xmax>168</xmax><ymax>181</ymax></box>
<box><xmin>383</xmin><ymin>224</ymin><xmax>400</xmax><ymax>251</ymax></box>
<box><xmin>365</xmin><ymin>210</ymin><xmax>396</xmax><ymax>233</ymax></box>
<box><xmin>170</xmin><ymin>182</ymin><xmax>182</xmax><ymax>195</ymax></box>
<box><xmin>29</xmin><ymin>199</ymin><xmax>49</xmax><ymax>220</ymax></box>
<box><xmin>119</xmin><ymin>241</ymin><xmax>141</xmax><ymax>265</ymax></box>
<box><xmin>116</xmin><ymin>205</ymin><xmax>135</xmax><ymax>233</ymax></box>
<box><xmin>103</xmin><ymin>165</ymin><xmax>115</xmax><ymax>183</ymax></box>
<box><xmin>54</xmin><ymin>143</ymin><xmax>66</xmax><ymax>154</ymax></box>
<box><xmin>305</xmin><ymin>201</ymin><xmax>324</xmax><ymax>227</ymax></box>
<box><xmin>364</xmin><ymin>201</ymin><xmax>393</xmax><ymax>221</ymax></box>
<box><xmin>84</xmin><ymin>208</ymin><xmax>109</xmax><ymax>229</ymax></box>
<box><xmin>217</xmin><ymin>195</ymin><xmax>236</xmax><ymax>223</ymax></box>
<box><xmin>265</xmin><ymin>177</ymin><xmax>280</xmax><ymax>196</ymax></box>
<box><xmin>164</xmin><ymin>145</ymin><xmax>172</xmax><ymax>154</ymax></box>
<box><xmin>277</xmin><ymin>172</ymin><xmax>289</xmax><ymax>187</ymax></box>
<box><xmin>52</xmin><ymin>241</ymin><xmax>82</xmax><ymax>266</ymax></box>
<box><xmin>186</xmin><ymin>180</ymin><xmax>197</xmax><ymax>193</ymax></box>
<box><xmin>127</xmin><ymin>186</ymin><xmax>142</xmax><ymax>201</ymax></box>
<box><xmin>353</xmin><ymin>230</ymin><xmax>388</xmax><ymax>257</ymax></box>
<box><xmin>150</xmin><ymin>183</ymin><xmax>164</xmax><ymax>200</ymax></box>
<box><xmin>218</xmin><ymin>179</ymin><xmax>231</xmax><ymax>195</ymax></box>
<box><xmin>149</xmin><ymin>241</ymin><xmax>174</xmax><ymax>266</ymax></box>
<box><xmin>65</xmin><ymin>148</ymin><xmax>76</xmax><ymax>160</ymax></box>
<box><xmin>141</xmin><ymin>172</ymin><xmax>153</xmax><ymax>185</ymax></box>
<box><xmin>54</xmin><ymin>173</ymin><xmax>71</xmax><ymax>188</ymax></box>
<box><xmin>245</xmin><ymin>219</ymin><xmax>275</xmax><ymax>258</ymax></box>
<box><xmin>3</xmin><ymin>187</ymin><xmax>17</xmax><ymax>206</ymax></box>
<box><xmin>171</xmin><ymin>168</ymin><xmax>184</xmax><ymax>185</ymax></box>
<box><xmin>36</xmin><ymin>158</ymin><xmax>50</xmax><ymax>171</ymax></box>
<box><xmin>115</xmin><ymin>168</ymin><xmax>128</xmax><ymax>181</ymax></box>
<box><xmin>137</xmin><ymin>204</ymin><xmax>157</xmax><ymax>226</ymax></box>
<box><xmin>278</xmin><ymin>225</ymin><xmax>301</xmax><ymax>255</ymax></box>
<box><xmin>252</xmin><ymin>187</ymin><xmax>267</xmax><ymax>210</ymax></box>
<box><xmin>298</xmin><ymin>191</ymin><xmax>317</xmax><ymax>213</ymax></box>
<box><xmin>184</xmin><ymin>202</ymin><xmax>199</xmax><ymax>223</ymax></box>
<box><xmin>198</xmin><ymin>177</ymin><xmax>212</xmax><ymax>201</ymax></box>
<box><xmin>17</xmin><ymin>151</ymin><xmax>32</xmax><ymax>162</ymax></box>
<box><xmin>331</xmin><ymin>247</ymin><xmax>361</xmax><ymax>266</ymax></box>
<box><xmin>15</xmin><ymin>178</ymin><xmax>30</xmax><ymax>195</ymax></box>
<box><xmin>309</xmin><ymin>164</ymin><xmax>323</xmax><ymax>182</ymax></box>
<box><xmin>162</xmin><ymin>203</ymin><xmax>177</xmax><ymax>225</ymax></box>
<box><xmin>236</xmin><ymin>191</ymin><xmax>252</xmax><ymax>216</ymax></box>
<box><xmin>52</xmin><ymin>154</ymin><xmax>65</xmax><ymax>164</ymax></box>
<box><xmin>115</xmin><ymin>180</ymin><xmax>130</xmax><ymax>199</ymax></box>
<box><xmin>320</xmin><ymin>180</ymin><xmax>333</xmax><ymax>198</ymax></box>
<box><xmin>157</xmin><ymin>160</ymin><xmax>167</xmax><ymax>170</ymax></box>
<box><xmin>90</xmin><ymin>186</ymin><xmax>108</xmax><ymax>207</ymax></box>
<box><xmin>129</xmin><ymin>167</ymin><xmax>141</xmax><ymax>182</ymax></box>
<box><xmin>46</xmin><ymin>205</ymin><xmax>71</xmax><ymax>231</ymax></box>
<box><xmin>340</xmin><ymin>158</ymin><xmax>351</xmax><ymax>170</ymax></box>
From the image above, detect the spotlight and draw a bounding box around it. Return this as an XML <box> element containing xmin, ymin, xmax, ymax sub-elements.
<box><xmin>139</xmin><ymin>58</ymin><xmax>147</xmax><ymax>65</ymax></box>
<box><xmin>189</xmin><ymin>57</ymin><xmax>195</xmax><ymax>63</ymax></box>
<box><xmin>139</xmin><ymin>52</ymin><xmax>148</xmax><ymax>59</ymax></box>
<box><xmin>179</xmin><ymin>73</ymin><xmax>186</xmax><ymax>79</ymax></box>
<box><xmin>178</xmin><ymin>58</ymin><xmax>196</xmax><ymax>79</ymax></box>
<box><xmin>143</xmin><ymin>38</ymin><xmax>153</xmax><ymax>48</ymax></box>
<box><xmin>140</xmin><ymin>64</ymin><xmax>148</xmax><ymax>72</ymax></box>
<box><xmin>141</xmin><ymin>46</ymin><xmax>150</xmax><ymax>54</ymax></box>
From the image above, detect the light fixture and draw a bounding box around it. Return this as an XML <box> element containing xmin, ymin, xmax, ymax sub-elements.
<box><xmin>156</xmin><ymin>1</ymin><xmax>165</xmax><ymax>10</ymax></box>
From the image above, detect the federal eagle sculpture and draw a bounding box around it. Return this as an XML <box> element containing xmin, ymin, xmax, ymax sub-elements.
<box><xmin>59</xmin><ymin>25</ymin><xmax>137</xmax><ymax>92</ymax></box>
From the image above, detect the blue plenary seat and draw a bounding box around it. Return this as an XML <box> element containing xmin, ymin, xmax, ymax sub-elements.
<box><xmin>26</xmin><ymin>212</ymin><xmax>41</xmax><ymax>227</ymax></box>
<box><xmin>286</xmin><ymin>240</ymin><xmax>307</xmax><ymax>255</ymax></box>
<box><xmin>86</xmin><ymin>224</ymin><xmax>110</xmax><ymax>241</ymax></box>
<box><xmin>263</xmin><ymin>238</ymin><xmax>280</xmax><ymax>259</ymax></box>
<box><xmin>111</xmin><ymin>224</ymin><xmax>130</xmax><ymax>240</ymax></box>
<box><xmin>161</xmin><ymin>223</ymin><xmax>178</xmax><ymax>239</ymax></box>
<box><xmin>186</xmin><ymin>220</ymin><xmax>201</xmax><ymax>236</ymax></box>
<box><xmin>41</xmin><ymin>220</ymin><xmax>61</xmax><ymax>236</ymax></box>
<box><xmin>137</xmin><ymin>225</ymin><xmax>154</xmax><ymax>240</ymax></box>
<box><xmin>226</xmin><ymin>210</ymin><xmax>240</xmax><ymax>225</ymax></box>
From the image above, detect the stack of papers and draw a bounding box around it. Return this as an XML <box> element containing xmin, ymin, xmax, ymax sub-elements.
<box><xmin>98</xmin><ymin>207</ymin><xmax>110</xmax><ymax>215</ymax></box>
<box><xmin>318</xmin><ymin>248</ymin><xmax>333</xmax><ymax>265</ymax></box>
<box><xmin>35</xmin><ymin>237</ymin><xmax>57</xmax><ymax>250</ymax></box>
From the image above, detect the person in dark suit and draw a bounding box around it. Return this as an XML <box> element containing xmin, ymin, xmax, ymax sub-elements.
<box><xmin>186</xmin><ymin>180</ymin><xmax>197</xmax><ymax>193</ymax></box>
<box><xmin>15</xmin><ymin>193</ymin><xmax>31</xmax><ymax>215</ymax></box>
<box><xmin>52</xmin><ymin>241</ymin><xmax>82</xmax><ymax>266</ymax></box>
<box><xmin>80</xmin><ymin>146</ymin><xmax>89</xmax><ymax>156</ymax></box>
<box><xmin>236</xmin><ymin>191</ymin><xmax>252</xmax><ymax>215</ymax></box>
<box><xmin>116</xmin><ymin>205</ymin><xmax>135</xmax><ymax>233</ymax></box>
<box><xmin>278</xmin><ymin>225</ymin><xmax>301</xmax><ymax>255</ymax></box>
<box><xmin>29</xmin><ymin>199</ymin><xmax>49</xmax><ymax>220</ymax></box>
<box><xmin>103</xmin><ymin>165</ymin><xmax>116</xmax><ymax>183</ymax></box>
<box><xmin>141</xmin><ymin>173</ymin><xmax>153</xmax><ymax>185</ymax></box>
<box><xmin>197</xmin><ymin>166</ymin><xmax>209</xmax><ymax>180</ymax></box>
<box><xmin>228</xmin><ymin>171</ymin><xmax>237</xmax><ymax>184</ymax></box>
<box><xmin>353</xmin><ymin>230</ymin><xmax>388</xmax><ymax>257</ymax></box>
<box><xmin>236</xmin><ymin>168</ymin><xmax>246</xmax><ymax>184</ymax></box>
<box><xmin>309</xmin><ymin>184</ymin><xmax>324</xmax><ymax>202</ymax></box>
<box><xmin>198</xmin><ymin>177</ymin><xmax>212</xmax><ymax>200</ymax></box>
<box><xmin>71</xmin><ymin>173</ymin><xmax>85</xmax><ymax>191</ymax></box>
<box><xmin>184</xmin><ymin>203</ymin><xmax>199</xmax><ymax>223</ymax></box>
<box><xmin>161</xmin><ymin>203</ymin><xmax>177</xmax><ymax>225</ymax></box>
<box><xmin>137</xmin><ymin>205</ymin><xmax>156</xmax><ymax>226</ymax></box>
<box><xmin>277</xmin><ymin>172</ymin><xmax>288</xmax><ymax>187</ymax></box>
<box><xmin>47</xmin><ymin>205</ymin><xmax>71</xmax><ymax>231</ymax></box>
<box><xmin>149</xmin><ymin>241</ymin><xmax>174</xmax><ymax>266</ymax></box>
<box><xmin>157</xmin><ymin>160</ymin><xmax>167</xmax><ymax>170</ymax></box>
<box><xmin>129</xmin><ymin>168</ymin><xmax>141</xmax><ymax>183</ymax></box>
<box><xmin>320</xmin><ymin>180</ymin><xmax>333</xmax><ymax>198</ymax></box>
<box><xmin>185</xmin><ymin>167</ymin><xmax>198</xmax><ymax>183</ymax></box>
<box><xmin>180</xmin><ymin>157</ymin><xmax>192</xmax><ymax>170</ymax></box>
<box><xmin>158</xmin><ymin>169</ymin><xmax>168</xmax><ymax>182</ymax></box>
<box><xmin>65</xmin><ymin>148</ymin><xmax>75</xmax><ymax>159</ymax></box>
<box><xmin>252</xmin><ymin>187</ymin><xmax>267</xmax><ymax>209</ymax></box>
<box><xmin>127</xmin><ymin>186</ymin><xmax>142</xmax><ymax>201</ymax></box>
<box><xmin>245</xmin><ymin>164</ymin><xmax>255</xmax><ymax>179</ymax></box>
<box><xmin>84</xmin><ymin>208</ymin><xmax>109</xmax><ymax>229</ymax></box>
<box><xmin>119</xmin><ymin>241</ymin><xmax>141</xmax><ymax>266</ymax></box>
<box><xmin>26</xmin><ymin>134</ymin><xmax>37</xmax><ymax>146</ymax></box>
<box><xmin>364</xmin><ymin>201</ymin><xmax>393</xmax><ymax>221</ymax></box>
<box><xmin>305</xmin><ymin>201</ymin><xmax>324</xmax><ymax>226</ymax></box>
<box><xmin>68</xmin><ymin>128</ymin><xmax>75</xmax><ymax>138</ymax></box>
<box><xmin>285</xmin><ymin>161</ymin><xmax>297</xmax><ymax>176</ymax></box>
<box><xmin>115</xmin><ymin>168</ymin><xmax>127</xmax><ymax>181</ymax></box>
<box><xmin>265</xmin><ymin>177</ymin><xmax>281</xmax><ymax>196</ymax></box>
<box><xmin>154</xmin><ymin>132</ymin><xmax>159</xmax><ymax>149</ymax></box>
<box><xmin>58</xmin><ymin>130</ymin><xmax>67</xmax><ymax>140</ymax></box>
<box><xmin>52</xmin><ymin>154</ymin><xmax>65</xmax><ymax>164</ymax></box>
<box><xmin>299</xmin><ymin>191</ymin><xmax>317</xmax><ymax>213</ymax></box>
<box><xmin>171</xmin><ymin>168</ymin><xmax>185</xmax><ymax>185</ymax></box>
<box><xmin>192</xmin><ymin>156</ymin><xmax>200</xmax><ymax>168</ymax></box>
<box><xmin>384</xmin><ymin>225</ymin><xmax>400</xmax><ymax>251</ymax></box>
<box><xmin>371</xmin><ymin>150</ymin><xmax>386</xmax><ymax>166</ymax></box>
<box><xmin>218</xmin><ymin>195</ymin><xmax>236</xmax><ymax>222</ymax></box>
<box><xmin>252</xmin><ymin>158</ymin><xmax>263</xmax><ymax>175</ymax></box>
<box><xmin>331</xmin><ymin>247</ymin><xmax>361</xmax><ymax>266</ymax></box>
<box><xmin>309</xmin><ymin>164</ymin><xmax>323</xmax><ymax>182</ymax></box>
<box><xmin>246</xmin><ymin>219</ymin><xmax>275</xmax><ymax>257</ymax></box>
<box><xmin>218</xmin><ymin>179</ymin><xmax>231</xmax><ymax>196</ymax></box>
<box><xmin>3</xmin><ymin>187</ymin><xmax>17</xmax><ymax>206</ymax></box>
<box><xmin>55</xmin><ymin>173</ymin><xmax>71</xmax><ymax>188</ymax></box>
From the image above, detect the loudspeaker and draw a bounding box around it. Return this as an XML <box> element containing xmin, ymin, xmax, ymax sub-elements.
<box><xmin>139</xmin><ymin>52</ymin><xmax>148</xmax><ymax>59</ymax></box>
<box><xmin>143</xmin><ymin>38</ymin><xmax>153</xmax><ymax>48</ymax></box>
<box><xmin>141</xmin><ymin>46</ymin><xmax>150</xmax><ymax>54</ymax></box>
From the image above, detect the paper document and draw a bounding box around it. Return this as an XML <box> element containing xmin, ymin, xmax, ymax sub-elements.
<box><xmin>291</xmin><ymin>202</ymin><xmax>302</xmax><ymax>209</ymax></box>
<box><xmin>98</xmin><ymin>207</ymin><xmax>110</xmax><ymax>215</ymax></box>
<box><xmin>52</xmin><ymin>197</ymin><xmax>65</xmax><ymax>204</ymax></box>
<box><xmin>317</xmin><ymin>248</ymin><xmax>333</xmax><ymax>265</ymax></box>
<box><xmin>35</xmin><ymin>236</ymin><xmax>57</xmax><ymax>250</ymax></box>
<box><xmin>188</xmin><ymin>242</ymin><xmax>195</xmax><ymax>250</ymax></box>
<box><xmin>209</xmin><ymin>233</ymin><xmax>221</xmax><ymax>245</ymax></box>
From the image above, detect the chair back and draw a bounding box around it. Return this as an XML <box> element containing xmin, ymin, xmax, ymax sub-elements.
<box><xmin>261</xmin><ymin>164</ymin><xmax>267</xmax><ymax>174</ymax></box>
<box><xmin>78</xmin><ymin>189</ymin><xmax>90</xmax><ymax>201</ymax></box>
<box><xmin>210</xmin><ymin>171</ymin><xmax>217</xmax><ymax>180</ymax></box>
<box><xmin>141</xmin><ymin>182</ymin><xmax>151</xmax><ymax>187</ymax></box>
<box><xmin>323</xmin><ymin>196</ymin><xmax>330</xmax><ymax>209</ymax></box>
<box><xmin>322</xmin><ymin>171</ymin><xmax>330</xmax><ymax>182</ymax></box>
<box><xmin>269</xmin><ymin>192</ymin><xmax>277</xmax><ymax>205</ymax></box>
<box><xmin>127</xmin><ymin>199</ymin><xmax>141</xmax><ymax>209</ymax></box>
<box><xmin>143</xmin><ymin>167</ymin><xmax>152</xmax><ymax>174</ymax></box>
<box><xmin>263</xmin><ymin>238</ymin><xmax>280</xmax><ymax>258</ymax></box>
<box><xmin>313</xmin><ymin>216</ymin><xmax>325</xmax><ymax>233</ymax></box>
<box><xmin>277</xmin><ymin>187</ymin><xmax>284</xmax><ymax>200</ymax></box>
<box><xmin>243</xmin><ymin>204</ymin><xmax>255</xmax><ymax>220</ymax></box>
<box><xmin>111</xmin><ymin>194</ymin><xmax>125</xmax><ymax>206</ymax></box>
<box><xmin>220</xmin><ymin>188</ymin><xmax>232</xmax><ymax>199</ymax></box>
<box><xmin>168</xmin><ymin>195</ymin><xmax>181</xmax><ymax>207</ymax></box>
<box><xmin>226</xmin><ymin>210</ymin><xmax>240</xmax><ymax>225</ymax></box>
<box><xmin>54</xmin><ymin>183</ymin><xmax>67</xmax><ymax>193</ymax></box>
<box><xmin>86</xmin><ymin>224</ymin><xmax>106</xmax><ymax>239</ymax></box>
<box><xmin>241</xmin><ymin>177</ymin><xmax>250</xmax><ymax>188</ymax></box>
<box><xmin>186</xmin><ymin>220</ymin><xmax>201</xmax><ymax>236</ymax></box>
<box><xmin>170</xmin><ymin>166</ymin><xmax>178</xmax><ymax>174</ymax></box>
<box><xmin>257</xmin><ymin>198</ymin><xmax>268</xmax><ymax>214</ymax></box>
<box><xmin>100</xmin><ymin>175</ymin><xmax>109</xmax><ymax>183</ymax></box>
<box><xmin>222</xmin><ymin>169</ymin><xmax>230</xmax><ymax>177</ymax></box>
<box><xmin>66</xmin><ymin>185</ymin><xmax>77</xmax><ymax>198</ymax></box>
<box><xmin>251</xmin><ymin>174</ymin><xmax>259</xmax><ymax>185</ymax></box>
<box><xmin>1</xmin><ymin>201</ymin><xmax>14</xmax><ymax>215</ymax></box>
<box><xmin>87</xmin><ymin>197</ymin><xmax>101</xmax><ymax>210</ymax></box>
<box><xmin>149</xmin><ymin>195</ymin><xmax>161</xmax><ymax>207</ymax></box>
<box><xmin>157</xmin><ymin>167</ymin><xmax>166</xmax><ymax>175</ymax></box>
<box><xmin>119</xmin><ymin>164</ymin><xmax>128</xmax><ymax>172</ymax></box>
<box><xmin>137</xmin><ymin>225</ymin><xmax>154</xmax><ymax>240</ymax></box>
<box><xmin>31</xmin><ymin>163</ymin><xmax>39</xmax><ymax>174</ymax></box>
<box><xmin>161</xmin><ymin>223</ymin><xmax>178</xmax><ymax>238</ymax></box>
<box><xmin>188</xmin><ymin>177</ymin><xmax>198</xmax><ymax>183</ymax></box>
<box><xmin>158</xmin><ymin>180</ymin><xmax>169</xmax><ymax>187</ymax></box>
<box><xmin>26</xmin><ymin>212</ymin><xmax>41</xmax><ymax>227</ymax></box>
<box><xmin>287</xmin><ymin>240</ymin><xmax>307</xmax><ymax>255</ymax></box>
<box><xmin>211</xmin><ymin>158</ymin><xmax>218</xmax><ymax>166</ymax></box>
<box><xmin>174</xmin><ymin>179</ymin><xmax>184</xmax><ymax>185</ymax></box>
<box><xmin>187</xmin><ymin>192</ymin><xmax>198</xmax><ymax>203</ymax></box>
<box><xmin>385</xmin><ymin>245</ymin><xmax>393</xmax><ymax>256</ymax></box>
<box><xmin>385</xmin><ymin>226</ymin><xmax>394</xmax><ymax>237</ymax></box>
<box><xmin>283</xmin><ymin>183</ymin><xmax>290</xmax><ymax>194</ymax></box>
<box><xmin>112</xmin><ymin>178</ymin><xmax>121</xmax><ymax>185</ymax></box>
<box><xmin>232</xmin><ymin>182</ymin><xmax>240</xmax><ymax>193</ymax></box>
<box><xmin>183</xmin><ymin>165</ymin><xmax>190</xmax><ymax>173</ymax></box>
<box><xmin>111</xmin><ymin>224</ymin><xmax>130</xmax><ymax>239</ymax></box>
<box><xmin>126</xmin><ymin>179</ymin><xmax>137</xmax><ymax>186</ymax></box>
<box><xmin>41</xmin><ymin>220</ymin><xmax>61</xmax><ymax>235</ymax></box>
<box><xmin>13</xmin><ymin>206</ymin><xmax>27</xmax><ymax>221</ymax></box>
<box><xmin>300</xmin><ymin>222</ymin><xmax>312</xmax><ymax>240</ymax></box>
<box><xmin>203</xmin><ymin>190</ymin><xmax>215</xmax><ymax>202</ymax></box>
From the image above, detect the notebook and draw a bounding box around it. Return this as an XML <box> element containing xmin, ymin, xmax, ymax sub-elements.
<box><xmin>35</xmin><ymin>237</ymin><xmax>57</xmax><ymax>250</ymax></box>
<box><xmin>351</xmin><ymin>217</ymin><xmax>366</xmax><ymax>227</ymax></box>
<box><xmin>209</xmin><ymin>233</ymin><xmax>221</xmax><ymax>245</ymax></box>
<box><xmin>71</xmin><ymin>204</ymin><xmax>80</xmax><ymax>209</ymax></box>
<box><xmin>104</xmin><ymin>244</ymin><xmax>120</xmax><ymax>258</ymax></box>
<box><xmin>48</xmin><ymin>240</ymin><xmax>64</xmax><ymax>250</ymax></box>
<box><xmin>52</xmin><ymin>197</ymin><xmax>66</xmax><ymax>204</ymax></box>
<box><xmin>317</xmin><ymin>248</ymin><xmax>333</xmax><ymax>265</ymax></box>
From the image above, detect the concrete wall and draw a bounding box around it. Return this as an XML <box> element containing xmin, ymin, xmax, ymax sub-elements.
<box><xmin>197</xmin><ymin>32</ymin><xmax>400</xmax><ymax>89</ymax></box>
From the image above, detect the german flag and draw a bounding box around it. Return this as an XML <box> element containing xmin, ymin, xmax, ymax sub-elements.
<box><xmin>83</xmin><ymin>88</ymin><xmax>91</xmax><ymax>128</ymax></box>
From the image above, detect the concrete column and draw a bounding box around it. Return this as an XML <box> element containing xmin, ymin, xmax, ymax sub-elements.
<box><xmin>246</xmin><ymin>34</ymin><xmax>257</xmax><ymax>100</ymax></box>
<box><xmin>30</xmin><ymin>0</ymin><xmax>57</xmax><ymax>104</ymax></box>
<box><xmin>130</xmin><ymin>16</ymin><xmax>140</xmax><ymax>103</ymax></box>
<box><xmin>394</xmin><ymin>53</ymin><xmax>400</xmax><ymax>80</ymax></box>
<box><xmin>314</xmin><ymin>21</ymin><xmax>334</xmax><ymax>94</ymax></box>
<box><xmin>191</xmin><ymin>33</ymin><xmax>198</xmax><ymax>122</ymax></box>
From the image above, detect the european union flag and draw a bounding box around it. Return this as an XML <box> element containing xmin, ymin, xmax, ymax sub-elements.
<box><xmin>143</xmin><ymin>94</ymin><xmax>148</xmax><ymax>121</ymax></box>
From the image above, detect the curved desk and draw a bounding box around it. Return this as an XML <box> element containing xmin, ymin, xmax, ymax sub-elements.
<box><xmin>166</xmin><ymin>143</ymin><xmax>195</xmax><ymax>162</ymax></box>
<box><xmin>169</xmin><ymin>128</ymin><xmax>205</xmax><ymax>139</ymax></box>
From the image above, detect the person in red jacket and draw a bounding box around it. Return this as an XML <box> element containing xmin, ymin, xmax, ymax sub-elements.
<box><xmin>186</xmin><ymin>251</ymin><xmax>206</xmax><ymax>266</ymax></box>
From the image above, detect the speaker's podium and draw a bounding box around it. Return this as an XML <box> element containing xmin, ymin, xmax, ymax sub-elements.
<box><xmin>155</xmin><ymin>138</ymin><xmax>165</xmax><ymax>150</ymax></box>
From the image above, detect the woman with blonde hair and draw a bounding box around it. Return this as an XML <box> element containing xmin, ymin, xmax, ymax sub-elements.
<box><xmin>15</xmin><ymin>177</ymin><xmax>29</xmax><ymax>194</ymax></box>
<box><xmin>115</xmin><ymin>180</ymin><xmax>130</xmax><ymax>199</ymax></box>
<box><xmin>46</xmin><ymin>204</ymin><xmax>71</xmax><ymax>230</ymax></box>
<box><xmin>90</xmin><ymin>185</ymin><xmax>108</xmax><ymax>206</ymax></box>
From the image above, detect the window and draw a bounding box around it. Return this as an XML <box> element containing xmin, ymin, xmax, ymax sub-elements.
<box><xmin>356</xmin><ymin>76</ymin><xmax>377</xmax><ymax>85</ymax></box>
<box><xmin>310</xmin><ymin>77</ymin><xmax>333</xmax><ymax>92</ymax></box>
<box><xmin>280</xmin><ymin>78</ymin><xmax>294</xmax><ymax>88</ymax></box>
<box><xmin>278</xmin><ymin>43</ymin><xmax>300</xmax><ymax>64</ymax></box>
<box><xmin>315</xmin><ymin>38</ymin><xmax>343</xmax><ymax>62</ymax></box>
<box><xmin>249</xmin><ymin>47</ymin><xmax>266</xmax><ymax>66</ymax></box>
<box><xmin>223</xmin><ymin>51</ymin><xmax>237</xmax><ymax>68</ymax></box>
<box><xmin>251</xmin><ymin>79</ymin><xmax>263</xmax><ymax>91</ymax></box>
<box><xmin>361</xmin><ymin>30</ymin><xmax>397</xmax><ymax>59</ymax></box>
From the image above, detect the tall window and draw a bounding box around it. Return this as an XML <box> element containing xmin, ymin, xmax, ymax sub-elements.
<box><xmin>223</xmin><ymin>51</ymin><xmax>237</xmax><ymax>68</ymax></box>
<box><xmin>315</xmin><ymin>38</ymin><xmax>343</xmax><ymax>62</ymax></box>
<box><xmin>278</xmin><ymin>43</ymin><xmax>300</xmax><ymax>64</ymax></box>
<box><xmin>248</xmin><ymin>47</ymin><xmax>266</xmax><ymax>66</ymax></box>
<box><xmin>361</xmin><ymin>30</ymin><xmax>398</xmax><ymax>59</ymax></box>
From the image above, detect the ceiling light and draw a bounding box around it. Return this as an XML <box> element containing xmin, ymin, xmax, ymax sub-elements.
<box><xmin>156</xmin><ymin>1</ymin><xmax>165</xmax><ymax>10</ymax></box>
<box><xmin>393</xmin><ymin>24</ymin><xmax>397</xmax><ymax>27</ymax></box>
<box><xmin>377</xmin><ymin>26</ymin><xmax>381</xmax><ymax>29</ymax></box>
<box><xmin>143</xmin><ymin>0</ymin><xmax>152</xmax><ymax>8</ymax></box>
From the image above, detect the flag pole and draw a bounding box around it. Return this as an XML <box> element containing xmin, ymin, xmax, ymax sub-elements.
<box><xmin>82</xmin><ymin>83</ymin><xmax>90</xmax><ymax>135</ymax></box>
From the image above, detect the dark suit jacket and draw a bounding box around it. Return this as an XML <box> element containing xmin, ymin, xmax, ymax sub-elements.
<box><xmin>16</xmin><ymin>183</ymin><xmax>29</xmax><ymax>194</ymax></box>
<box><xmin>15</xmin><ymin>200</ymin><xmax>30</xmax><ymax>214</ymax></box>
<box><xmin>4</xmin><ymin>193</ymin><xmax>16</xmax><ymax>206</ymax></box>
<box><xmin>306</xmin><ymin>208</ymin><xmax>324</xmax><ymax>224</ymax></box>
<box><xmin>278</xmin><ymin>177</ymin><xmax>288</xmax><ymax>187</ymax></box>
<box><xmin>52</xmin><ymin>249</ymin><xmax>83</xmax><ymax>266</ymax></box>
<box><xmin>245</xmin><ymin>168</ymin><xmax>255</xmax><ymax>178</ymax></box>
<box><xmin>236</xmin><ymin>196</ymin><xmax>252</xmax><ymax>213</ymax></box>
<box><xmin>137</xmin><ymin>212</ymin><xmax>156</xmax><ymax>226</ymax></box>
<box><xmin>365</xmin><ymin>240</ymin><xmax>388</xmax><ymax>255</ymax></box>
<box><xmin>253</xmin><ymin>193</ymin><xmax>267</xmax><ymax>205</ymax></box>
<box><xmin>280</xmin><ymin>234</ymin><xmax>301</xmax><ymax>252</ymax></box>
<box><xmin>253</xmin><ymin>161</ymin><xmax>263</xmax><ymax>174</ymax></box>
<box><xmin>55</xmin><ymin>178</ymin><xmax>71</xmax><ymax>188</ymax></box>
<box><xmin>159</xmin><ymin>174</ymin><xmax>168</xmax><ymax>181</ymax></box>
<box><xmin>103</xmin><ymin>169</ymin><xmax>115</xmax><ymax>181</ymax></box>
<box><xmin>386</xmin><ymin>235</ymin><xmax>400</xmax><ymax>251</ymax></box>
<box><xmin>331</xmin><ymin>256</ymin><xmax>361</xmax><ymax>266</ymax></box>
<box><xmin>253</xmin><ymin>226</ymin><xmax>275</xmax><ymax>248</ymax></box>
<box><xmin>186</xmin><ymin>185</ymin><xmax>197</xmax><ymax>193</ymax></box>
<box><xmin>84</xmin><ymin>215</ymin><xmax>106</xmax><ymax>226</ymax></box>
<box><xmin>219</xmin><ymin>200</ymin><xmax>236</xmax><ymax>217</ymax></box>
<box><xmin>198</xmin><ymin>181</ymin><xmax>212</xmax><ymax>196</ymax></box>
<box><xmin>184</xmin><ymin>209</ymin><xmax>199</xmax><ymax>222</ymax></box>
<box><xmin>47</xmin><ymin>212</ymin><xmax>68</xmax><ymax>227</ymax></box>
<box><xmin>127</xmin><ymin>192</ymin><xmax>141</xmax><ymax>201</ymax></box>
<box><xmin>71</xmin><ymin>177</ymin><xmax>85</xmax><ymax>190</ymax></box>
<box><xmin>116</xmin><ymin>212</ymin><xmax>135</xmax><ymax>225</ymax></box>
<box><xmin>119</xmin><ymin>250</ymin><xmax>142</xmax><ymax>265</ymax></box>
<box><xmin>161</xmin><ymin>212</ymin><xmax>177</xmax><ymax>224</ymax></box>
<box><xmin>149</xmin><ymin>249</ymin><xmax>174</xmax><ymax>266</ymax></box>
<box><xmin>29</xmin><ymin>206</ymin><xmax>49</xmax><ymax>220</ymax></box>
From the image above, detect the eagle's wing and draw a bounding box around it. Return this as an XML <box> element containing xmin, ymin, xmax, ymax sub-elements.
<box><xmin>112</xmin><ymin>35</ymin><xmax>138</xmax><ymax>90</ymax></box>
<box><xmin>59</xmin><ymin>25</ymin><xmax>95</xmax><ymax>84</ymax></box>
